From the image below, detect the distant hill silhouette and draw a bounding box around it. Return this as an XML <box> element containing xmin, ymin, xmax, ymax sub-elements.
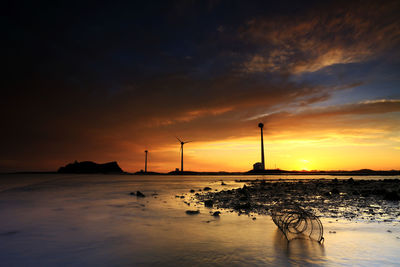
<box><xmin>58</xmin><ymin>161</ymin><xmax>123</xmax><ymax>174</ymax></box>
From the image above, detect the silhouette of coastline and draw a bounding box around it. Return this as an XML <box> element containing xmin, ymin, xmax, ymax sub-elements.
<box><xmin>131</xmin><ymin>169</ymin><xmax>400</xmax><ymax>176</ymax></box>
<box><xmin>3</xmin><ymin>167</ymin><xmax>398</xmax><ymax>176</ymax></box>
<box><xmin>57</xmin><ymin>161</ymin><xmax>124</xmax><ymax>174</ymax></box>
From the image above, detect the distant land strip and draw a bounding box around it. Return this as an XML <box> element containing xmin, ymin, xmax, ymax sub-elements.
<box><xmin>1</xmin><ymin>161</ymin><xmax>398</xmax><ymax>176</ymax></box>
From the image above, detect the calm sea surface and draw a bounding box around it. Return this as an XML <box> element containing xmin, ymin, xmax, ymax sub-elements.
<box><xmin>0</xmin><ymin>174</ymin><xmax>399</xmax><ymax>266</ymax></box>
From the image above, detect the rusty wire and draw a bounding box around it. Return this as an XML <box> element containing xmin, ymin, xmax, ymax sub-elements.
<box><xmin>271</xmin><ymin>204</ymin><xmax>324</xmax><ymax>243</ymax></box>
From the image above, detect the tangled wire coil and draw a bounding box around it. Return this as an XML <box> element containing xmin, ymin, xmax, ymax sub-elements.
<box><xmin>271</xmin><ymin>205</ymin><xmax>324</xmax><ymax>243</ymax></box>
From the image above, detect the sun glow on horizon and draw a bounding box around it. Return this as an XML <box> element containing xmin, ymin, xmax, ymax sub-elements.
<box><xmin>120</xmin><ymin>134</ymin><xmax>400</xmax><ymax>173</ymax></box>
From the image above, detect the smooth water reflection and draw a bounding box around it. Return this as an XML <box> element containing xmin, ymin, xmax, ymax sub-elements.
<box><xmin>0</xmin><ymin>174</ymin><xmax>399</xmax><ymax>266</ymax></box>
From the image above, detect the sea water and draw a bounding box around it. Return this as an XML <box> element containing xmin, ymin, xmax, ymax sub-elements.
<box><xmin>0</xmin><ymin>174</ymin><xmax>399</xmax><ymax>266</ymax></box>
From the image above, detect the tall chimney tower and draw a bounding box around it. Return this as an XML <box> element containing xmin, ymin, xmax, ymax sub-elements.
<box><xmin>144</xmin><ymin>150</ymin><xmax>148</xmax><ymax>172</ymax></box>
<box><xmin>258</xmin><ymin>123</ymin><xmax>265</xmax><ymax>170</ymax></box>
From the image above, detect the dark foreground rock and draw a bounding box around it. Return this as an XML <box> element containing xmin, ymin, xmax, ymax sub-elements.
<box><xmin>136</xmin><ymin>191</ymin><xmax>146</xmax><ymax>197</ymax></box>
<box><xmin>58</xmin><ymin>161</ymin><xmax>123</xmax><ymax>174</ymax></box>
<box><xmin>204</xmin><ymin>200</ymin><xmax>214</xmax><ymax>207</ymax></box>
<box><xmin>212</xmin><ymin>211</ymin><xmax>221</xmax><ymax>217</ymax></box>
<box><xmin>193</xmin><ymin>178</ymin><xmax>400</xmax><ymax>222</ymax></box>
<box><xmin>186</xmin><ymin>210</ymin><xmax>200</xmax><ymax>215</ymax></box>
<box><xmin>384</xmin><ymin>191</ymin><xmax>400</xmax><ymax>201</ymax></box>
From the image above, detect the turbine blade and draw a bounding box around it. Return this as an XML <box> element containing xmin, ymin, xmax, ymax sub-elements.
<box><xmin>176</xmin><ymin>136</ymin><xmax>182</xmax><ymax>143</ymax></box>
<box><xmin>184</xmin><ymin>141</ymin><xmax>193</xmax><ymax>144</ymax></box>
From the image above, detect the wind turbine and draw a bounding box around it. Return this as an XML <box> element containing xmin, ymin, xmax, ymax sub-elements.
<box><xmin>258</xmin><ymin>122</ymin><xmax>265</xmax><ymax>170</ymax></box>
<box><xmin>176</xmin><ymin>137</ymin><xmax>192</xmax><ymax>172</ymax></box>
<box><xmin>144</xmin><ymin>150</ymin><xmax>148</xmax><ymax>173</ymax></box>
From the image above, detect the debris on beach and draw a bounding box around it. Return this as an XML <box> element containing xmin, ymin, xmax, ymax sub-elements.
<box><xmin>272</xmin><ymin>205</ymin><xmax>324</xmax><ymax>243</ymax></box>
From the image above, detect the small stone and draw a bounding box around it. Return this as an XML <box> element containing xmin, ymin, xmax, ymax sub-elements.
<box><xmin>129</xmin><ymin>192</ymin><xmax>135</xmax><ymax>196</ymax></box>
<box><xmin>185</xmin><ymin>210</ymin><xmax>200</xmax><ymax>215</ymax></box>
<box><xmin>190</xmin><ymin>189</ymin><xmax>195</xmax><ymax>193</ymax></box>
<box><xmin>136</xmin><ymin>191</ymin><xmax>145</xmax><ymax>197</ymax></box>
<box><xmin>212</xmin><ymin>211</ymin><xmax>221</xmax><ymax>217</ymax></box>
<box><xmin>331</xmin><ymin>188</ymin><xmax>340</xmax><ymax>195</ymax></box>
<box><xmin>384</xmin><ymin>191</ymin><xmax>400</xmax><ymax>201</ymax></box>
<box><xmin>221</xmin><ymin>181</ymin><xmax>226</xmax><ymax>185</ymax></box>
<box><xmin>203</xmin><ymin>187</ymin><xmax>212</xmax><ymax>191</ymax></box>
<box><xmin>204</xmin><ymin>200</ymin><xmax>214</xmax><ymax>207</ymax></box>
<box><xmin>252</xmin><ymin>217</ymin><xmax>256</xmax><ymax>220</ymax></box>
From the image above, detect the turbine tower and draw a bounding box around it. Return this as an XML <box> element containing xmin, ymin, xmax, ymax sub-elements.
<box><xmin>176</xmin><ymin>137</ymin><xmax>192</xmax><ymax>172</ymax></box>
<box><xmin>144</xmin><ymin>150</ymin><xmax>148</xmax><ymax>173</ymax></box>
<box><xmin>258</xmin><ymin>123</ymin><xmax>265</xmax><ymax>170</ymax></box>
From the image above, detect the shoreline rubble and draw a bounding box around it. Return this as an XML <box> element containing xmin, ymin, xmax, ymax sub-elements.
<box><xmin>192</xmin><ymin>178</ymin><xmax>400</xmax><ymax>222</ymax></box>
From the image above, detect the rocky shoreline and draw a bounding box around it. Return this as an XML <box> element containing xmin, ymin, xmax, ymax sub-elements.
<box><xmin>192</xmin><ymin>178</ymin><xmax>400</xmax><ymax>222</ymax></box>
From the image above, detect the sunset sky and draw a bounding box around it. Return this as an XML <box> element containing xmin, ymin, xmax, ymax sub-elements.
<box><xmin>2</xmin><ymin>0</ymin><xmax>400</xmax><ymax>172</ymax></box>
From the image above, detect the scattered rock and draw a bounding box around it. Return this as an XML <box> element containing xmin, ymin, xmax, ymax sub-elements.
<box><xmin>136</xmin><ymin>191</ymin><xmax>146</xmax><ymax>197</ymax></box>
<box><xmin>129</xmin><ymin>192</ymin><xmax>135</xmax><ymax>196</ymax></box>
<box><xmin>221</xmin><ymin>181</ymin><xmax>226</xmax><ymax>185</ymax></box>
<box><xmin>384</xmin><ymin>191</ymin><xmax>400</xmax><ymax>201</ymax></box>
<box><xmin>192</xmin><ymin>179</ymin><xmax>400</xmax><ymax>222</ymax></box>
<box><xmin>212</xmin><ymin>211</ymin><xmax>221</xmax><ymax>217</ymax></box>
<box><xmin>204</xmin><ymin>200</ymin><xmax>214</xmax><ymax>207</ymax></box>
<box><xmin>185</xmin><ymin>210</ymin><xmax>200</xmax><ymax>215</ymax></box>
<box><xmin>190</xmin><ymin>189</ymin><xmax>195</xmax><ymax>193</ymax></box>
<box><xmin>387</xmin><ymin>230</ymin><xmax>392</xmax><ymax>233</ymax></box>
<box><xmin>331</xmin><ymin>188</ymin><xmax>340</xmax><ymax>195</ymax></box>
<box><xmin>203</xmin><ymin>187</ymin><xmax>212</xmax><ymax>191</ymax></box>
<box><xmin>252</xmin><ymin>217</ymin><xmax>256</xmax><ymax>220</ymax></box>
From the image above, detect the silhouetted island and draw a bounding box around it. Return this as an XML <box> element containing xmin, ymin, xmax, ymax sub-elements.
<box><xmin>58</xmin><ymin>161</ymin><xmax>124</xmax><ymax>174</ymax></box>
